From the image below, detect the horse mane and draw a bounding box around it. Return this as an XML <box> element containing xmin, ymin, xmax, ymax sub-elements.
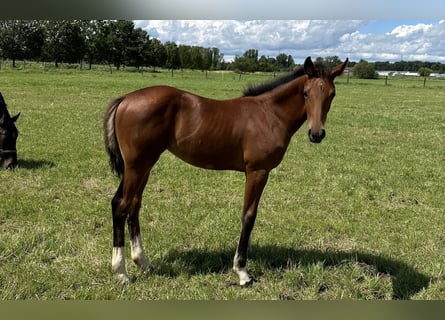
<box><xmin>242</xmin><ymin>62</ymin><xmax>330</xmax><ymax>97</ymax></box>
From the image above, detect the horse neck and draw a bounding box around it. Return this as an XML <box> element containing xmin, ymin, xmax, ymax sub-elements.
<box><xmin>267</xmin><ymin>76</ymin><xmax>308</xmax><ymax>134</ymax></box>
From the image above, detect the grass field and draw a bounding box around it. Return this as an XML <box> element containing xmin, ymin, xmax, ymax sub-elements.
<box><xmin>0</xmin><ymin>63</ymin><xmax>444</xmax><ymax>299</ymax></box>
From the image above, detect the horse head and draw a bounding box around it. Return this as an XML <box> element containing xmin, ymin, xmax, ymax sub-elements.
<box><xmin>0</xmin><ymin>92</ymin><xmax>20</xmax><ymax>169</ymax></box>
<box><xmin>303</xmin><ymin>57</ymin><xmax>348</xmax><ymax>143</ymax></box>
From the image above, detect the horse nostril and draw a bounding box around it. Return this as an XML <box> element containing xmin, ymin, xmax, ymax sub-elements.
<box><xmin>308</xmin><ymin>128</ymin><xmax>326</xmax><ymax>143</ymax></box>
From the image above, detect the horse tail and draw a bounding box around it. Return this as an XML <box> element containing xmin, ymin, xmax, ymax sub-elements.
<box><xmin>104</xmin><ymin>97</ymin><xmax>125</xmax><ymax>178</ymax></box>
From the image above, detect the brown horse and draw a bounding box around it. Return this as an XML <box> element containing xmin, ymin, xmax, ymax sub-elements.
<box><xmin>104</xmin><ymin>56</ymin><xmax>348</xmax><ymax>285</ymax></box>
<box><xmin>0</xmin><ymin>92</ymin><xmax>20</xmax><ymax>170</ymax></box>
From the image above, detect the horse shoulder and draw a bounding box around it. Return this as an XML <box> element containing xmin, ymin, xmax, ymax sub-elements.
<box><xmin>239</xmin><ymin>98</ymin><xmax>292</xmax><ymax>170</ymax></box>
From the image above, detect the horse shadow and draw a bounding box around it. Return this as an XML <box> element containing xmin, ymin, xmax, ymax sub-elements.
<box><xmin>151</xmin><ymin>245</ymin><xmax>430</xmax><ymax>300</ymax></box>
<box><xmin>18</xmin><ymin>158</ymin><xmax>55</xmax><ymax>169</ymax></box>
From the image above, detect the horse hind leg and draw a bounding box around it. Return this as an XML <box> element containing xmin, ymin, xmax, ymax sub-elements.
<box><xmin>127</xmin><ymin>171</ymin><xmax>150</xmax><ymax>272</ymax></box>
<box><xmin>112</xmin><ymin>200</ymin><xmax>148</xmax><ymax>284</ymax></box>
<box><xmin>111</xmin><ymin>164</ymin><xmax>153</xmax><ymax>283</ymax></box>
<box><xmin>111</xmin><ymin>181</ymin><xmax>130</xmax><ymax>283</ymax></box>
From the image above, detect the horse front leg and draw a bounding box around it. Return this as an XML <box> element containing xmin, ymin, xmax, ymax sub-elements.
<box><xmin>233</xmin><ymin>169</ymin><xmax>269</xmax><ymax>286</ymax></box>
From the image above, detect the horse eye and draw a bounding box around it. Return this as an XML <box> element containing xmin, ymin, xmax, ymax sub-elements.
<box><xmin>303</xmin><ymin>90</ymin><xmax>309</xmax><ymax>99</ymax></box>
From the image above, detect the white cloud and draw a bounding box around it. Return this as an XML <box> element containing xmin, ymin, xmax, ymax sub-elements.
<box><xmin>135</xmin><ymin>20</ymin><xmax>445</xmax><ymax>63</ymax></box>
<box><xmin>389</xmin><ymin>23</ymin><xmax>432</xmax><ymax>38</ymax></box>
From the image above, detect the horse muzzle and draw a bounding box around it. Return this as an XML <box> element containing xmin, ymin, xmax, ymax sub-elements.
<box><xmin>308</xmin><ymin>128</ymin><xmax>326</xmax><ymax>143</ymax></box>
<box><xmin>1</xmin><ymin>150</ymin><xmax>18</xmax><ymax>169</ymax></box>
<box><xmin>5</xmin><ymin>161</ymin><xmax>18</xmax><ymax>170</ymax></box>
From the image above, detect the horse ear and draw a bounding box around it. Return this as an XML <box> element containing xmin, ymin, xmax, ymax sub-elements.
<box><xmin>11</xmin><ymin>112</ymin><xmax>20</xmax><ymax>123</ymax></box>
<box><xmin>0</xmin><ymin>92</ymin><xmax>5</xmax><ymax>106</ymax></box>
<box><xmin>330</xmin><ymin>58</ymin><xmax>349</xmax><ymax>80</ymax></box>
<box><xmin>303</xmin><ymin>56</ymin><xmax>315</xmax><ymax>78</ymax></box>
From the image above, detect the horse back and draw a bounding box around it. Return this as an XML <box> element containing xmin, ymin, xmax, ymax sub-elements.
<box><xmin>115</xmin><ymin>86</ymin><xmax>247</xmax><ymax>170</ymax></box>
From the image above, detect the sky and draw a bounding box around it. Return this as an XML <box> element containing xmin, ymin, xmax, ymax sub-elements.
<box><xmin>134</xmin><ymin>20</ymin><xmax>445</xmax><ymax>64</ymax></box>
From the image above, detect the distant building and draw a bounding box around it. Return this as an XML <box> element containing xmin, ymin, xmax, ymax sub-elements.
<box><xmin>376</xmin><ymin>71</ymin><xmax>445</xmax><ymax>78</ymax></box>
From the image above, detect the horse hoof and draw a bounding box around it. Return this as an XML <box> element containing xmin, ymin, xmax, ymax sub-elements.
<box><xmin>140</xmin><ymin>264</ymin><xmax>151</xmax><ymax>274</ymax></box>
<box><xmin>117</xmin><ymin>273</ymin><xmax>130</xmax><ymax>285</ymax></box>
<box><xmin>240</xmin><ymin>278</ymin><xmax>256</xmax><ymax>288</ymax></box>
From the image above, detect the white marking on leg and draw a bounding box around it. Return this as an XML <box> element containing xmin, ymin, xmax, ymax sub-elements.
<box><xmin>130</xmin><ymin>234</ymin><xmax>149</xmax><ymax>271</ymax></box>
<box><xmin>233</xmin><ymin>250</ymin><xmax>252</xmax><ymax>286</ymax></box>
<box><xmin>234</xmin><ymin>267</ymin><xmax>252</xmax><ymax>286</ymax></box>
<box><xmin>112</xmin><ymin>247</ymin><xmax>129</xmax><ymax>284</ymax></box>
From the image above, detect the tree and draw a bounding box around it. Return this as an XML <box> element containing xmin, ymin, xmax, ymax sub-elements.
<box><xmin>125</xmin><ymin>27</ymin><xmax>150</xmax><ymax>69</ymax></box>
<box><xmin>353</xmin><ymin>60</ymin><xmax>378</xmax><ymax>79</ymax></box>
<box><xmin>0</xmin><ymin>20</ymin><xmax>44</xmax><ymax>67</ymax></box>
<box><xmin>324</xmin><ymin>56</ymin><xmax>342</xmax><ymax>68</ymax></box>
<box><xmin>232</xmin><ymin>49</ymin><xmax>259</xmax><ymax>73</ymax></box>
<box><xmin>418</xmin><ymin>67</ymin><xmax>432</xmax><ymax>77</ymax></box>
<box><xmin>149</xmin><ymin>38</ymin><xmax>166</xmax><ymax>71</ymax></box>
<box><xmin>178</xmin><ymin>45</ymin><xmax>192</xmax><ymax>70</ymax></box>
<box><xmin>393</xmin><ymin>61</ymin><xmax>407</xmax><ymax>72</ymax></box>
<box><xmin>22</xmin><ymin>20</ymin><xmax>45</xmax><ymax>62</ymax></box>
<box><xmin>275</xmin><ymin>53</ymin><xmax>295</xmax><ymax>71</ymax></box>
<box><xmin>164</xmin><ymin>41</ymin><xmax>180</xmax><ymax>73</ymax></box>
<box><xmin>258</xmin><ymin>55</ymin><xmax>274</xmax><ymax>72</ymax></box>
<box><xmin>232</xmin><ymin>56</ymin><xmax>250</xmax><ymax>73</ymax></box>
<box><xmin>42</xmin><ymin>21</ymin><xmax>65</xmax><ymax>67</ymax></box>
<box><xmin>41</xmin><ymin>21</ymin><xmax>86</xmax><ymax>67</ymax></box>
<box><xmin>374</xmin><ymin>61</ymin><xmax>391</xmax><ymax>71</ymax></box>
<box><xmin>287</xmin><ymin>55</ymin><xmax>295</xmax><ymax>69</ymax></box>
<box><xmin>209</xmin><ymin>47</ymin><xmax>223</xmax><ymax>70</ymax></box>
<box><xmin>189</xmin><ymin>46</ymin><xmax>203</xmax><ymax>70</ymax></box>
<box><xmin>83</xmin><ymin>20</ymin><xmax>105</xmax><ymax>69</ymax></box>
<box><xmin>0</xmin><ymin>20</ymin><xmax>23</xmax><ymax>67</ymax></box>
<box><xmin>59</xmin><ymin>20</ymin><xmax>86</xmax><ymax>65</ymax></box>
<box><xmin>108</xmin><ymin>20</ymin><xmax>136</xmax><ymax>70</ymax></box>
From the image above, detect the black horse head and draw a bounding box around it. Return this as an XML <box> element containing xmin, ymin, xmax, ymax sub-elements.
<box><xmin>0</xmin><ymin>92</ymin><xmax>20</xmax><ymax>169</ymax></box>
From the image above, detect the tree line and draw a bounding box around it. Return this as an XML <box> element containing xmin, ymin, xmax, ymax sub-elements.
<box><xmin>0</xmin><ymin>20</ymin><xmax>297</xmax><ymax>73</ymax></box>
<box><xmin>351</xmin><ymin>59</ymin><xmax>445</xmax><ymax>79</ymax></box>
<box><xmin>1</xmin><ymin>20</ymin><xmax>445</xmax><ymax>75</ymax></box>
<box><xmin>0</xmin><ymin>20</ymin><xmax>226</xmax><ymax>72</ymax></box>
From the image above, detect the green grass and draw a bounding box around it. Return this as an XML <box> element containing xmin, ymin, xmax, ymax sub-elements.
<box><xmin>0</xmin><ymin>65</ymin><xmax>444</xmax><ymax>299</ymax></box>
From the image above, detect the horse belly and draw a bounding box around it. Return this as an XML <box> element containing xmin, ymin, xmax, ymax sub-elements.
<box><xmin>168</xmin><ymin>128</ymin><xmax>245</xmax><ymax>171</ymax></box>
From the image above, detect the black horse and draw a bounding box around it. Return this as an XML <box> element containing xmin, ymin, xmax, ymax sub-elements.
<box><xmin>0</xmin><ymin>92</ymin><xmax>20</xmax><ymax>169</ymax></box>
